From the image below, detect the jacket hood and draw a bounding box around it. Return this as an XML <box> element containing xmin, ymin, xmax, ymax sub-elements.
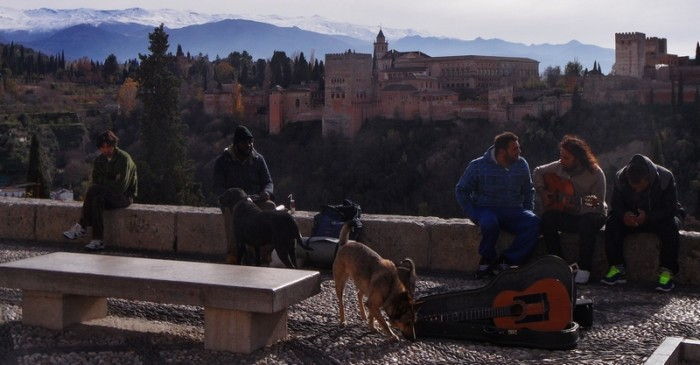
<box><xmin>617</xmin><ymin>154</ymin><xmax>659</xmax><ymax>186</ymax></box>
<box><xmin>483</xmin><ymin>145</ymin><xmax>497</xmax><ymax>164</ymax></box>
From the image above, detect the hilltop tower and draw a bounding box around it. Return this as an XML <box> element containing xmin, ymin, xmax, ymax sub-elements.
<box><xmin>374</xmin><ymin>29</ymin><xmax>388</xmax><ymax>60</ymax></box>
<box><xmin>614</xmin><ymin>32</ymin><xmax>646</xmax><ymax>78</ymax></box>
<box><xmin>645</xmin><ymin>36</ymin><xmax>668</xmax><ymax>68</ymax></box>
<box><xmin>323</xmin><ymin>51</ymin><xmax>374</xmax><ymax>137</ymax></box>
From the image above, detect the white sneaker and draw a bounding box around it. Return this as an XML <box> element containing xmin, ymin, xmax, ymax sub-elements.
<box><xmin>85</xmin><ymin>240</ymin><xmax>104</xmax><ymax>250</ymax></box>
<box><xmin>63</xmin><ymin>223</ymin><xmax>86</xmax><ymax>240</ymax></box>
<box><xmin>575</xmin><ymin>269</ymin><xmax>591</xmax><ymax>284</ymax></box>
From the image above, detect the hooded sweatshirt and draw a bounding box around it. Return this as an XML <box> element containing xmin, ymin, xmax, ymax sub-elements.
<box><xmin>610</xmin><ymin>154</ymin><xmax>682</xmax><ymax>224</ymax></box>
<box><xmin>455</xmin><ymin>145</ymin><xmax>535</xmax><ymax>215</ymax></box>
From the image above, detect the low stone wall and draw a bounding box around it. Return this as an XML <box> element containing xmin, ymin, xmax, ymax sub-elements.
<box><xmin>1</xmin><ymin>197</ymin><xmax>699</xmax><ymax>284</ymax></box>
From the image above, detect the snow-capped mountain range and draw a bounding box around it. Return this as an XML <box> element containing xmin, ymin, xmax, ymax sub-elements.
<box><xmin>0</xmin><ymin>7</ymin><xmax>614</xmax><ymax>73</ymax></box>
<box><xmin>0</xmin><ymin>7</ymin><xmax>422</xmax><ymax>42</ymax></box>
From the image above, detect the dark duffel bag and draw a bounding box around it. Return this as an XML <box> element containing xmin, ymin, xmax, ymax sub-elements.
<box><xmin>298</xmin><ymin>199</ymin><xmax>362</xmax><ymax>269</ymax></box>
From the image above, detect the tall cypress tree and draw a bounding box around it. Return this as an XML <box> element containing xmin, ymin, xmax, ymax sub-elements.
<box><xmin>136</xmin><ymin>24</ymin><xmax>199</xmax><ymax>205</ymax></box>
<box><xmin>696</xmin><ymin>42</ymin><xmax>700</xmax><ymax>65</ymax></box>
<box><xmin>26</xmin><ymin>133</ymin><xmax>50</xmax><ymax>198</ymax></box>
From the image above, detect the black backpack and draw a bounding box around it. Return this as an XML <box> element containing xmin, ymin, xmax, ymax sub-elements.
<box><xmin>311</xmin><ymin>199</ymin><xmax>362</xmax><ymax>240</ymax></box>
<box><xmin>298</xmin><ymin>199</ymin><xmax>362</xmax><ymax>268</ymax></box>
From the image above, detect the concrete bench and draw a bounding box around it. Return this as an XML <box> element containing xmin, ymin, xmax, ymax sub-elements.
<box><xmin>0</xmin><ymin>252</ymin><xmax>321</xmax><ymax>353</ymax></box>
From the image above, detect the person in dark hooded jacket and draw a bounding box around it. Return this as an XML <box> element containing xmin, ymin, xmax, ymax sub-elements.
<box><xmin>214</xmin><ymin>125</ymin><xmax>275</xmax><ymax>264</ymax></box>
<box><xmin>601</xmin><ymin>154</ymin><xmax>684</xmax><ymax>292</ymax></box>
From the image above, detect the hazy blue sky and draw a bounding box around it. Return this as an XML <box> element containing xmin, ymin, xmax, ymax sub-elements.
<box><xmin>4</xmin><ymin>0</ymin><xmax>699</xmax><ymax>56</ymax></box>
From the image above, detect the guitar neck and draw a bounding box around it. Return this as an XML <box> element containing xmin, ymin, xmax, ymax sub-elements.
<box><xmin>421</xmin><ymin>306</ymin><xmax>513</xmax><ymax>322</ymax></box>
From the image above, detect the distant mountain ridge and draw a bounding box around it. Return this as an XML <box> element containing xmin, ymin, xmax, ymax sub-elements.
<box><xmin>0</xmin><ymin>7</ymin><xmax>614</xmax><ymax>73</ymax></box>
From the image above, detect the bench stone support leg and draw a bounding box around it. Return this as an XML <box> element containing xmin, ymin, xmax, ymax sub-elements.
<box><xmin>22</xmin><ymin>290</ymin><xmax>107</xmax><ymax>330</ymax></box>
<box><xmin>204</xmin><ymin>307</ymin><xmax>287</xmax><ymax>353</ymax></box>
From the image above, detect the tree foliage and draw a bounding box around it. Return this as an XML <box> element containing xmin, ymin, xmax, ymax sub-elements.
<box><xmin>135</xmin><ymin>24</ymin><xmax>200</xmax><ymax>205</ymax></box>
<box><xmin>102</xmin><ymin>54</ymin><xmax>120</xmax><ymax>83</ymax></box>
<box><xmin>565</xmin><ymin>60</ymin><xmax>583</xmax><ymax>77</ymax></box>
<box><xmin>543</xmin><ymin>66</ymin><xmax>562</xmax><ymax>88</ymax></box>
<box><xmin>25</xmin><ymin>133</ymin><xmax>51</xmax><ymax>198</ymax></box>
<box><xmin>117</xmin><ymin>77</ymin><xmax>139</xmax><ymax>115</ymax></box>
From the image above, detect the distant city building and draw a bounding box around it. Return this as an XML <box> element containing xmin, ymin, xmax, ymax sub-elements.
<box><xmin>614</xmin><ymin>32</ymin><xmax>700</xmax><ymax>83</ymax></box>
<box><xmin>206</xmin><ymin>30</ymin><xmax>585</xmax><ymax>137</ymax></box>
<box><xmin>50</xmin><ymin>188</ymin><xmax>74</xmax><ymax>201</ymax></box>
<box><xmin>323</xmin><ymin>30</ymin><xmax>542</xmax><ymax>137</ymax></box>
<box><xmin>0</xmin><ymin>188</ymin><xmax>25</xmax><ymax>198</ymax></box>
<box><xmin>588</xmin><ymin>32</ymin><xmax>700</xmax><ymax>106</ymax></box>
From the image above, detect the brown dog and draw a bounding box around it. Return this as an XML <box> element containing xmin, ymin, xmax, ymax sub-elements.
<box><xmin>332</xmin><ymin>222</ymin><xmax>416</xmax><ymax>340</ymax></box>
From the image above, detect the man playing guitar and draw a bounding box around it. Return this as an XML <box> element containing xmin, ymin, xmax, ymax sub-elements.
<box><xmin>533</xmin><ymin>135</ymin><xmax>607</xmax><ymax>284</ymax></box>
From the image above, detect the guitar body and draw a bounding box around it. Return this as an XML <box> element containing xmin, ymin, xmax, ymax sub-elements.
<box><xmin>415</xmin><ymin>256</ymin><xmax>579</xmax><ymax>349</ymax></box>
<box><xmin>492</xmin><ymin>278</ymin><xmax>572</xmax><ymax>331</ymax></box>
<box><xmin>543</xmin><ymin>172</ymin><xmax>576</xmax><ymax>211</ymax></box>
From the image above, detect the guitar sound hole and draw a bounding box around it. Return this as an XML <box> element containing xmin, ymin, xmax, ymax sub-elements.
<box><xmin>510</xmin><ymin>304</ymin><xmax>523</xmax><ymax>316</ymax></box>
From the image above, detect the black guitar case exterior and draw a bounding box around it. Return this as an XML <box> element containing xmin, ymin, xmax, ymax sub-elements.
<box><xmin>415</xmin><ymin>255</ymin><xmax>580</xmax><ymax>350</ymax></box>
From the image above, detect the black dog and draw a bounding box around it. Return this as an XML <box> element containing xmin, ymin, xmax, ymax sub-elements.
<box><xmin>219</xmin><ymin>188</ymin><xmax>299</xmax><ymax>268</ymax></box>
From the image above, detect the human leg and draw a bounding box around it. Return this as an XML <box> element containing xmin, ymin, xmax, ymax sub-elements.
<box><xmin>472</xmin><ymin>207</ymin><xmax>501</xmax><ymax>264</ymax></box>
<box><xmin>576</xmin><ymin>213</ymin><xmax>606</xmax><ymax>271</ymax></box>
<box><xmin>500</xmin><ymin>208</ymin><xmax>540</xmax><ymax>265</ymax></box>
<box><xmin>645</xmin><ymin>217</ymin><xmax>680</xmax><ymax>292</ymax></box>
<box><xmin>540</xmin><ymin>210</ymin><xmax>565</xmax><ymax>258</ymax></box>
<box><xmin>601</xmin><ymin>214</ymin><xmax>630</xmax><ymax>285</ymax></box>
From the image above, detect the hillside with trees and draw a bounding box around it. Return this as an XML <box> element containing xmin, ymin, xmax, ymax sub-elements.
<box><xmin>1</xmin><ymin>28</ymin><xmax>699</xmax><ymax>227</ymax></box>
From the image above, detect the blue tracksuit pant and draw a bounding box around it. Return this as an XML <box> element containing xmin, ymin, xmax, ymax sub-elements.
<box><xmin>466</xmin><ymin>205</ymin><xmax>540</xmax><ymax>265</ymax></box>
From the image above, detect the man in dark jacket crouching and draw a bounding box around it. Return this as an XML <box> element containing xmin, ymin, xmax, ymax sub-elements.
<box><xmin>601</xmin><ymin>154</ymin><xmax>684</xmax><ymax>292</ymax></box>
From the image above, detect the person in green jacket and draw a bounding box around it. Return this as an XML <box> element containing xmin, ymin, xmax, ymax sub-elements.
<box><xmin>63</xmin><ymin>130</ymin><xmax>137</xmax><ymax>250</ymax></box>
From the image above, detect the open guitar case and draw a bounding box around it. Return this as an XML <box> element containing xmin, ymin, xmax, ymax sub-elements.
<box><xmin>415</xmin><ymin>255</ymin><xmax>582</xmax><ymax>350</ymax></box>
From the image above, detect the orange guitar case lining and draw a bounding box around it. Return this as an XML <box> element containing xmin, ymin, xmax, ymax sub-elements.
<box><xmin>415</xmin><ymin>255</ymin><xmax>581</xmax><ymax>350</ymax></box>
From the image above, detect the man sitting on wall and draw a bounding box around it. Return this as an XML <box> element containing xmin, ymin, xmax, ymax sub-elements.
<box><xmin>213</xmin><ymin>125</ymin><xmax>275</xmax><ymax>264</ymax></box>
<box><xmin>455</xmin><ymin>131</ymin><xmax>540</xmax><ymax>278</ymax></box>
<box><xmin>63</xmin><ymin>130</ymin><xmax>138</xmax><ymax>250</ymax></box>
<box><xmin>601</xmin><ymin>154</ymin><xmax>684</xmax><ymax>292</ymax></box>
<box><xmin>533</xmin><ymin>135</ymin><xmax>607</xmax><ymax>284</ymax></box>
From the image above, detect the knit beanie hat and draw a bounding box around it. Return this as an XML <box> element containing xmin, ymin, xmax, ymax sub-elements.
<box><xmin>233</xmin><ymin>125</ymin><xmax>254</xmax><ymax>143</ymax></box>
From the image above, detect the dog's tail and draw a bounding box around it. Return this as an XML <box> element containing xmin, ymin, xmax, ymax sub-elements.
<box><xmin>278</xmin><ymin>245</ymin><xmax>296</xmax><ymax>269</ymax></box>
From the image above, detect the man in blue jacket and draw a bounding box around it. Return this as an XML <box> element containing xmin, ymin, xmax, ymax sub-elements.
<box><xmin>456</xmin><ymin>132</ymin><xmax>540</xmax><ymax>278</ymax></box>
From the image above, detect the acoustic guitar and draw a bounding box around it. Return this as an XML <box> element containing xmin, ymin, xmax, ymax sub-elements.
<box><xmin>420</xmin><ymin>278</ymin><xmax>572</xmax><ymax>331</ymax></box>
<box><xmin>542</xmin><ymin>172</ymin><xmax>599</xmax><ymax>212</ymax></box>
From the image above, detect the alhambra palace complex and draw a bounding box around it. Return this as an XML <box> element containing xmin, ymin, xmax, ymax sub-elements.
<box><xmin>204</xmin><ymin>31</ymin><xmax>700</xmax><ymax>138</ymax></box>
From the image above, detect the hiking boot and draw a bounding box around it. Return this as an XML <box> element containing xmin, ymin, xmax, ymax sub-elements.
<box><xmin>655</xmin><ymin>270</ymin><xmax>675</xmax><ymax>292</ymax></box>
<box><xmin>575</xmin><ymin>269</ymin><xmax>591</xmax><ymax>284</ymax></box>
<box><xmin>63</xmin><ymin>223</ymin><xmax>86</xmax><ymax>240</ymax></box>
<box><xmin>85</xmin><ymin>239</ymin><xmax>104</xmax><ymax>251</ymax></box>
<box><xmin>601</xmin><ymin>265</ymin><xmax>627</xmax><ymax>285</ymax></box>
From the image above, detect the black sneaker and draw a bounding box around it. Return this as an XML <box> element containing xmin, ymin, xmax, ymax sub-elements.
<box><xmin>600</xmin><ymin>266</ymin><xmax>627</xmax><ymax>285</ymax></box>
<box><xmin>655</xmin><ymin>270</ymin><xmax>675</xmax><ymax>292</ymax></box>
<box><xmin>655</xmin><ymin>280</ymin><xmax>675</xmax><ymax>292</ymax></box>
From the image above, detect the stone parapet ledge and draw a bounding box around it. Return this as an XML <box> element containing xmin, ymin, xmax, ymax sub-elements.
<box><xmin>1</xmin><ymin>197</ymin><xmax>699</xmax><ymax>285</ymax></box>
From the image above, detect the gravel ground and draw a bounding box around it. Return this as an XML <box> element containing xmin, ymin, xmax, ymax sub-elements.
<box><xmin>0</xmin><ymin>240</ymin><xmax>699</xmax><ymax>364</ymax></box>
